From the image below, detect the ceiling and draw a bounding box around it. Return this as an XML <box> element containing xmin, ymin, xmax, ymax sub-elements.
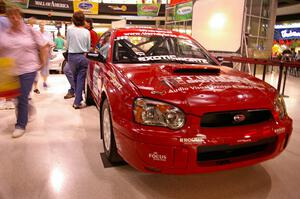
<box><xmin>278</xmin><ymin>0</ymin><xmax>300</xmax><ymax>7</ymax></box>
<box><xmin>277</xmin><ymin>0</ymin><xmax>300</xmax><ymax>22</ymax></box>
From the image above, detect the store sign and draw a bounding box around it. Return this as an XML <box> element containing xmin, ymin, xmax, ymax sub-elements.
<box><xmin>169</xmin><ymin>0</ymin><xmax>191</xmax><ymax>6</ymax></box>
<box><xmin>73</xmin><ymin>0</ymin><xmax>98</xmax><ymax>15</ymax></box>
<box><xmin>175</xmin><ymin>1</ymin><xmax>192</xmax><ymax>21</ymax></box>
<box><xmin>5</xmin><ymin>0</ymin><xmax>29</xmax><ymax>9</ymax></box>
<box><xmin>274</xmin><ymin>28</ymin><xmax>300</xmax><ymax>40</ymax></box>
<box><xmin>99</xmin><ymin>3</ymin><xmax>137</xmax><ymax>15</ymax></box>
<box><xmin>28</xmin><ymin>0</ymin><xmax>72</xmax><ymax>11</ymax></box>
<box><xmin>137</xmin><ymin>3</ymin><xmax>161</xmax><ymax>16</ymax></box>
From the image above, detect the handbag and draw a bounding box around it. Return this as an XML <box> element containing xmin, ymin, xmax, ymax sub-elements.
<box><xmin>0</xmin><ymin>57</ymin><xmax>20</xmax><ymax>99</ymax></box>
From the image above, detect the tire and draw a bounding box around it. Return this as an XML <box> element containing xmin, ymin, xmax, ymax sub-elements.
<box><xmin>101</xmin><ymin>99</ymin><xmax>122</xmax><ymax>163</ymax></box>
<box><xmin>85</xmin><ymin>80</ymin><xmax>95</xmax><ymax>106</ymax></box>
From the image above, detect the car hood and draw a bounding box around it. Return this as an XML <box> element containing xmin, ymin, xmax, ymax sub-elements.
<box><xmin>116</xmin><ymin>63</ymin><xmax>277</xmax><ymax>115</ymax></box>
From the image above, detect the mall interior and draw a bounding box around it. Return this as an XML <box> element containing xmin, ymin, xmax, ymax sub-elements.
<box><xmin>0</xmin><ymin>0</ymin><xmax>300</xmax><ymax>198</ymax></box>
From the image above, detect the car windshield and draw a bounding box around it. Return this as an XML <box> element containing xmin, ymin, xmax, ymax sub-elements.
<box><xmin>113</xmin><ymin>35</ymin><xmax>218</xmax><ymax>65</ymax></box>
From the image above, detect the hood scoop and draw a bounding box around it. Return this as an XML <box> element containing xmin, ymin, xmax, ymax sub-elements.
<box><xmin>160</xmin><ymin>64</ymin><xmax>221</xmax><ymax>75</ymax></box>
<box><xmin>173</xmin><ymin>67</ymin><xmax>220</xmax><ymax>74</ymax></box>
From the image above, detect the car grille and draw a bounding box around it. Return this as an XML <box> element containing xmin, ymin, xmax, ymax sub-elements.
<box><xmin>197</xmin><ymin>136</ymin><xmax>277</xmax><ymax>164</ymax></box>
<box><xmin>200</xmin><ymin>109</ymin><xmax>273</xmax><ymax>127</ymax></box>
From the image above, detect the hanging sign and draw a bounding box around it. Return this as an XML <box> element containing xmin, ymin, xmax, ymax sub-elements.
<box><xmin>274</xmin><ymin>28</ymin><xmax>300</xmax><ymax>40</ymax></box>
<box><xmin>137</xmin><ymin>3</ymin><xmax>161</xmax><ymax>16</ymax></box>
<box><xmin>175</xmin><ymin>1</ymin><xmax>192</xmax><ymax>21</ymax></box>
<box><xmin>99</xmin><ymin>3</ymin><xmax>137</xmax><ymax>15</ymax></box>
<box><xmin>73</xmin><ymin>0</ymin><xmax>99</xmax><ymax>15</ymax></box>
<box><xmin>28</xmin><ymin>0</ymin><xmax>73</xmax><ymax>11</ymax></box>
<box><xmin>4</xmin><ymin>0</ymin><xmax>29</xmax><ymax>9</ymax></box>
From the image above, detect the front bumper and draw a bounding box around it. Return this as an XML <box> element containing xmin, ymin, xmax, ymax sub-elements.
<box><xmin>114</xmin><ymin>116</ymin><xmax>292</xmax><ymax>174</ymax></box>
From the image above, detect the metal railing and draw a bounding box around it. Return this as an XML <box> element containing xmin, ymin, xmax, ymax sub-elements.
<box><xmin>223</xmin><ymin>56</ymin><xmax>300</xmax><ymax>96</ymax></box>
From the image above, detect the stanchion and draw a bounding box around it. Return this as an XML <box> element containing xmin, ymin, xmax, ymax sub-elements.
<box><xmin>281</xmin><ymin>66</ymin><xmax>289</xmax><ymax>98</ymax></box>
<box><xmin>253</xmin><ymin>64</ymin><xmax>257</xmax><ymax>77</ymax></box>
<box><xmin>262</xmin><ymin>65</ymin><xmax>267</xmax><ymax>81</ymax></box>
<box><xmin>277</xmin><ymin>62</ymin><xmax>284</xmax><ymax>93</ymax></box>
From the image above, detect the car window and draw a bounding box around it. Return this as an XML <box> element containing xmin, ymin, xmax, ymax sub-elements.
<box><xmin>113</xmin><ymin>35</ymin><xmax>217</xmax><ymax>65</ymax></box>
<box><xmin>97</xmin><ymin>33</ymin><xmax>111</xmax><ymax>59</ymax></box>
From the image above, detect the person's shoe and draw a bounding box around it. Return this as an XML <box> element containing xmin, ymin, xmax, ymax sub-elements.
<box><xmin>43</xmin><ymin>82</ymin><xmax>48</xmax><ymax>88</ymax></box>
<box><xmin>33</xmin><ymin>89</ymin><xmax>40</xmax><ymax>94</ymax></box>
<box><xmin>12</xmin><ymin>128</ymin><xmax>25</xmax><ymax>138</ymax></box>
<box><xmin>72</xmin><ymin>102</ymin><xmax>86</xmax><ymax>109</ymax></box>
<box><xmin>64</xmin><ymin>93</ymin><xmax>75</xmax><ymax>99</ymax></box>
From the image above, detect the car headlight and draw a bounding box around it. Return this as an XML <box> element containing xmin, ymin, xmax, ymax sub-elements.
<box><xmin>133</xmin><ymin>98</ymin><xmax>185</xmax><ymax>130</ymax></box>
<box><xmin>274</xmin><ymin>95</ymin><xmax>287</xmax><ymax>120</ymax></box>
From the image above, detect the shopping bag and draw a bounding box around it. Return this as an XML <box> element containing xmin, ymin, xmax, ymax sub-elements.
<box><xmin>0</xmin><ymin>57</ymin><xmax>20</xmax><ymax>99</ymax></box>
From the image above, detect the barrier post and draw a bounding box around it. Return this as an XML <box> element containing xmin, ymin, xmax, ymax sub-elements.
<box><xmin>262</xmin><ymin>65</ymin><xmax>267</xmax><ymax>81</ymax></box>
<box><xmin>281</xmin><ymin>66</ymin><xmax>289</xmax><ymax>97</ymax></box>
<box><xmin>253</xmin><ymin>64</ymin><xmax>257</xmax><ymax>77</ymax></box>
<box><xmin>277</xmin><ymin>62</ymin><xmax>284</xmax><ymax>93</ymax></box>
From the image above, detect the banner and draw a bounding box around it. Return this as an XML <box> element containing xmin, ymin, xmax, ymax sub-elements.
<box><xmin>73</xmin><ymin>0</ymin><xmax>99</xmax><ymax>15</ymax></box>
<box><xmin>274</xmin><ymin>28</ymin><xmax>300</xmax><ymax>40</ymax></box>
<box><xmin>99</xmin><ymin>3</ymin><xmax>137</xmax><ymax>15</ymax></box>
<box><xmin>137</xmin><ymin>4</ymin><xmax>161</xmax><ymax>16</ymax></box>
<box><xmin>4</xmin><ymin>0</ymin><xmax>29</xmax><ymax>9</ymax></box>
<box><xmin>175</xmin><ymin>1</ymin><xmax>192</xmax><ymax>21</ymax></box>
<box><xmin>28</xmin><ymin>0</ymin><xmax>73</xmax><ymax>12</ymax></box>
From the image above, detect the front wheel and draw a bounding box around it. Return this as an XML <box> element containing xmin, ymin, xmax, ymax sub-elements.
<box><xmin>101</xmin><ymin>99</ymin><xmax>122</xmax><ymax>162</ymax></box>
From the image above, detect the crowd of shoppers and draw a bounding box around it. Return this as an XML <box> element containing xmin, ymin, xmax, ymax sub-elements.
<box><xmin>0</xmin><ymin>0</ymin><xmax>100</xmax><ymax>138</ymax></box>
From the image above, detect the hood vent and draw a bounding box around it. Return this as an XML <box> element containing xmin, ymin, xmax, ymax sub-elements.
<box><xmin>173</xmin><ymin>68</ymin><xmax>220</xmax><ymax>74</ymax></box>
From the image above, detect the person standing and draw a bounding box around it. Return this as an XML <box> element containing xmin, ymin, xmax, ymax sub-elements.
<box><xmin>67</xmin><ymin>11</ymin><xmax>90</xmax><ymax>109</ymax></box>
<box><xmin>85</xmin><ymin>18</ymin><xmax>98</xmax><ymax>51</ymax></box>
<box><xmin>54</xmin><ymin>32</ymin><xmax>65</xmax><ymax>50</ymax></box>
<box><xmin>39</xmin><ymin>21</ymin><xmax>54</xmax><ymax>88</ymax></box>
<box><xmin>0</xmin><ymin>6</ymin><xmax>48</xmax><ymax>138</ymax></box>
<box><xmin>27</xmin><ymin>17</ymin><xmax>41</xmax><ymax>94</ymax></box>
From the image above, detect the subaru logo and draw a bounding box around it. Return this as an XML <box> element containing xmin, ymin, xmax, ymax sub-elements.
<box><xmin>233</xmin><ymin>114</ymin><xmax>246</xmax><ymax>123</ymax></box>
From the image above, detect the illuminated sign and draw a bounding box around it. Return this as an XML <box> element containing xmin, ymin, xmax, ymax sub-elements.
<box><xmin>274</xmin><ymin>28</ymin><xmax>300</xmax><ymax>40</ymax></box>
<box><xmin>73</xmin><ymin>0</ymin><xmax>99</xmax><ymax>15</ymax></box>
<box><xmin>28</xmin><ymin>0</ymin><xmax>72</xmax><ymax>11</ymax></box>
<box><xmin>281</xmin><ymin>30</ymin><xmax>300</xmax><ymax>38</ymax></box>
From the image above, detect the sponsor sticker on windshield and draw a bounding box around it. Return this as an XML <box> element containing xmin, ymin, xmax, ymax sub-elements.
<box><xmin>137</xmin><ymin>55</ymin><xmax>209</xmax><ymax>64</ymax></box>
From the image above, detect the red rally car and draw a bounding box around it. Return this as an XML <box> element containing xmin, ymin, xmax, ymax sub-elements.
<box><xmin>85</xmin><ymin>28</ymin><xmax>293</xmax><ymax>174</ymax></box>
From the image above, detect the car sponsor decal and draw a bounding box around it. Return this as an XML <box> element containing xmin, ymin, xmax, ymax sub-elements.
<box><xmin>119</xmin><ymin>30</ymin><xmax>189</xmax><ymax>39</ymax></box>
<box><xmin>236</xmin><ymin>138</ymin><xmax>252</xmax><ymax>143</ymax></box>
<box><xmin>108</xmin><ymin>71</ymin><xmax>123</xmax><ymax>90</ymax></box>
<box><xmin>93</xmin><ymin>64</ymin><xmax>100</xmax><ymax>95</ymax></box>
<box><xmin>137</xmin><ymin>55</ymin><xmax>209</xmax><ymax>64</ymax></box>
<box><xmin>274</xmin><ymin>127</ymin><xmax>285</xmax><ymax>134</ymax></box>
<box><xmin>159</xmin><ymin>75</ymin><xmax>266</xmax><ymax>93</ymax></box>
<box><xmin>179</xmin><ymin>134</ymin><xmax>206</xmax><ymax>144</ymax></box>
<box><xmin>148</xmin><ymin>152</ymin><xmax>167</xmax><ymax>162</ymax></box>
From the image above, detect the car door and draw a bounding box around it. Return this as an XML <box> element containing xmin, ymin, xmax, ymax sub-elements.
<box><xmin>92</xmin><ymin>32</ymin><xmax>112</xmax><ymax>107</ymax></box>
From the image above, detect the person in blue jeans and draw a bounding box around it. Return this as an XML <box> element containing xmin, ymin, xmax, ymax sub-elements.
<box><xmin>0</xmin><ymin>7</ymin><xmax>48</xmax><ymax>138</ymax></box>
<box><xmin>63</xmin><ymin>62</ymin><xmax>75</xmax><ymax>99</ymax></box>
<box><xmin>67</xmin><ymin>11</ymin><xmax>90</xmax><ymax>109</ymax></box>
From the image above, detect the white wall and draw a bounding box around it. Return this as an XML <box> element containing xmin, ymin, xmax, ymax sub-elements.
<box><xmin>192</xmin><ymin>0</ymin><xmax>245</xmax><ymax>52</ymax></box>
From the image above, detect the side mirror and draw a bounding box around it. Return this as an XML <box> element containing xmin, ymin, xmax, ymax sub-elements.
<box><xmin>86</xmin><ymin>52</ymin><xmax>105</xmax><ymax>63</ymax></box>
